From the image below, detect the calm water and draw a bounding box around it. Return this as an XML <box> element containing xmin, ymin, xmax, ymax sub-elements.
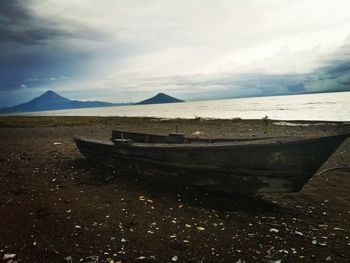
<box><xmin>13</xmin><ymin>91</ymin><xmax>350</xmax><ymax>121</ymax></box>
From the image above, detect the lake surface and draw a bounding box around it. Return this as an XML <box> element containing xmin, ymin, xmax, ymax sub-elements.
<box><xmin>12</xmin><ymin>91</ymin><xmax>350</xmax><ymax>121</ymax></box>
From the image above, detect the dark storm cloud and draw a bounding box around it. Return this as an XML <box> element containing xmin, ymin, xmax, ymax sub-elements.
<box><xmin>0</xmin><ymin>0</ymin><xmax>61</xmax><ymax>47</ymax></box>
<box><xmin>0</xmin><ymin>49</ymin><xmax>94</xmax><ymax>91</ymax></box>
<box><xmin>0</xmin><ymin>0</ymin><xmax>109</xmax><ymax>47</ymax></box>
<box><xmin>324</xmin><ymin>62</ymin><xmax>350</xmax><ymax>85</ymax></box>
<box><xmin>0</xmin><ymin>0</ymin><xmax>114</xmax><ymax>103</ymax></box>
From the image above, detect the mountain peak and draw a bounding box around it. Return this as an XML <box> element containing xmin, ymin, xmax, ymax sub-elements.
<box><xmin>136</xmin><ymin>93</ymin><xmax>184</xmax><ymax>105</ymax></box>
<box><xmin>31</xmin><ymin>90</ymin><xmax>70</xmax><ymax>105</ymax></box>
<box><xmin>43</xmin><ymin>90</ymin><xmax>56</xmax><ymax>95</ymax></box>
<box><xmin>40</xmin><ymin>90</ymin><xmax>63</xmax><ymax>98</ymax></box>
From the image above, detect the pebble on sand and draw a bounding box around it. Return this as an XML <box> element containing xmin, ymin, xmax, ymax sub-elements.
<box><xmin>3</xmin><ymin>253</ymin><xmax>16</xmax><ymax>260</ymax></box>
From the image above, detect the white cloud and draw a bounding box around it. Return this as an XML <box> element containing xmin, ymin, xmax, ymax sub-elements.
<box><xmin>17</xmin><ymin>0</ymin><xmax>350</xmax><ymax>101</ymax></box>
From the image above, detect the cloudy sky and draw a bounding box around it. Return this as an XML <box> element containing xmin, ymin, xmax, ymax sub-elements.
<box><xmin>1</xmin><ymin>0</ymin><xmax>350</xmax><ymax>107</ymax></box>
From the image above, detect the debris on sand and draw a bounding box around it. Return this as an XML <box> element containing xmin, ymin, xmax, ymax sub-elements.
<box><xmin>294</xmin><ymin>231</ymin><xmax>304</xmax><ymax>236</ymax></box>
<box><xmin>80</xmin><ymin>255</ymin><xmax>99</xmax><ymax>263</ymax></box>
<box><xmin>192</xmin><ymin>131</ymin><xmax>204</xmax><ymax>136</ymax></box>
<box><xmin>3</xmin><ymin>253</ymin><xmax>16</xmax><ymax>260</ymax></box>
<box><xmin>269</xmin><ymin>228</ymin><xmax>279</xmax><ymax>233</ymax></box>
<box><xmin>64</xmin><ymin>256</ymin><xmax>73</xmax><ymax>263</ymax></box>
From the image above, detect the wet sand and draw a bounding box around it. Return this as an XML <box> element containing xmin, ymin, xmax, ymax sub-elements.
<box><xmin>0</xmin><ymin>117</ymin><xmax>350</xmax><ymax>262</ymax></box>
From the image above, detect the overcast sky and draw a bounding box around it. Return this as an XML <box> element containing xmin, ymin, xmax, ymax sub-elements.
<box><xmin>1</xmin><ymin>0</ymin><xmax>350</xmax><ymax>107</ymax></box>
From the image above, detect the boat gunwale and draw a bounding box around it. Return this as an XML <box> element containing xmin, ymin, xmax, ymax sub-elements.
<box><xmin>75</xmin><ymin>132</ymin><xmax>350</xmax><ymax>150</ymax></box>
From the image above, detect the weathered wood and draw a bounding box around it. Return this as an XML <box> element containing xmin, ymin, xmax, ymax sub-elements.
<box><xmin>75</xmin><ymin>132</ymin><xmax>349</xmax><ymax>194</ymax></box>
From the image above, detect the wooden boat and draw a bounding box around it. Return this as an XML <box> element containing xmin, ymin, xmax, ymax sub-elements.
<box><xmin>74</xmin><ymin>131</ymin><xmax>349</xmax><ymax>194</ymax></box>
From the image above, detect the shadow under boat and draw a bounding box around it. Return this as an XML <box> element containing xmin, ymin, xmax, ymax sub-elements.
<box><xmin>66</xmin><ymin>157</ymin><xmax>286</xmax><ymax>214</ymax></box>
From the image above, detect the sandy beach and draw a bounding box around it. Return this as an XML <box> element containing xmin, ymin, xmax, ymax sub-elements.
<box><xmin>1</xmin><ymin>116</ymin><xmax>350</xmax><ymax>262</ymax></box>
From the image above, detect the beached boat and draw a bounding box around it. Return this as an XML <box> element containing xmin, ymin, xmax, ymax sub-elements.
<box><xmin>74</xmin><ymin>131</ymin><xmax>349</xmax><ymax>194</ymax></box>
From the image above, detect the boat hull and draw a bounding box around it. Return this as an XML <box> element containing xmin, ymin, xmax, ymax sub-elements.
<box><xmin>74</xmin><ymin>133</ymin><xmax>349</xmax><ymax>194</ymax></box>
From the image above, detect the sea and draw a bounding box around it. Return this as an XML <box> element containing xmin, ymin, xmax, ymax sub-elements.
<box><xmin>10</xmin><ymin>91</ymin><xmax>350</xmax><ymax>121</ymax></box>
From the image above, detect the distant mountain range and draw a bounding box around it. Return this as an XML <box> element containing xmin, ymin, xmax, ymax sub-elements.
<box><xmin>0</xmin><ymin>90</ymin><xmax>184</xmax><ymax>114</ymax></box>
<box><xmin>0</xmin><ymin>90</ymin><xmax>129</xmax><ymax>114</ymax></box>
<box><xmin>135</xmin><ymin>93</ymin><xmax>184</xmax><ymax>105</ymax></box>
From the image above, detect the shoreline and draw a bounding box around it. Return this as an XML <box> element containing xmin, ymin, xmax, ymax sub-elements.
<box><xmin>1</xmin><ymin>117</ymin><xmax>350</xmax><ymax>262</ymax></box>
<box><xmin>0</xmin><ymin>115</ymin><xmax>349</xmax><ymax>128</ymax></box>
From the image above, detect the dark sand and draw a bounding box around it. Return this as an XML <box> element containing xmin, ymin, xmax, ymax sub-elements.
<box><xmin>0</xmin><ymin>117</ymin><xmax>350</xmax><ymax>263</ymax></box>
